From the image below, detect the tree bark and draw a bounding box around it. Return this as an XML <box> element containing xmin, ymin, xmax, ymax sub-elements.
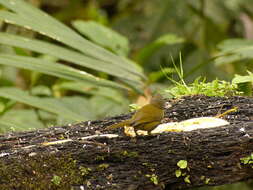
<box><xmin>1</xmin><ymin>95</ymin><xmax>253</xmax><ymax>190</ymax></box>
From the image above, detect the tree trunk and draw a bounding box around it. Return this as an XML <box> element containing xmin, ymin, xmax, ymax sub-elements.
<box><xmin>1</xmin><ymin>95</ymin><xmax>253</xmax><ymax>190</ymax></box>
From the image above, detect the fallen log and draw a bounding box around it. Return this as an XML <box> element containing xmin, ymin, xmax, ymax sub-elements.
<box><xmin>1</xmin><ymin>95</ymin><xmax>253</xmax><ymax>190</ymax></box>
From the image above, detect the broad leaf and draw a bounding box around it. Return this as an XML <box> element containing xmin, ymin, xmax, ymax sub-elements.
<box><xmin>0</xmin><ymin>109</ymin><xmax>44</xmax><ymax>133</ymax></box>
<box><xmin>135</xmin><ymin>33</ymin><xmax>184</xmax><ymax>64</ymax></box>
<box><xmin>0</xmin><ymin>87</ymin><xmax>90</xmax><ymax>121</ymax></box>
<box><xmin>72</xmin><ymin>20</ymin><xmax>129</xmax><ymax>56</ymax></box>
<box><xmin>0</xmin><ymin>33</ymin><xmax>141</xmax><ymax>84</ymax></box>
<box><xmin>0</xmin><ymin>0</ymin><xmax>146</xmax><ymax>91</ymax></box>
<box><xmin>0</xmin><ymin>54</ymin><xmax>127</xmax><ymax>90</ymax></box>
<box><xmin>215</xmin><ymin>39</ymin><xmax>253</xmax><ymax>65</ymax></box>
<box><xmin>53</xmin><ymin>81</ymin><xmax>128</xmax><ymax>104</ymax></box>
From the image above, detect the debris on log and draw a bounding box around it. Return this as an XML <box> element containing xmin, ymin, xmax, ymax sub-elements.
<box><xmin>1</xmin><ymin>95</ymin><xmax>253</xmax><ymax>190</ymax></box>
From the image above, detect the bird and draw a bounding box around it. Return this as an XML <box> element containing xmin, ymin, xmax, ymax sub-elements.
<box><xmin>106</xmin><ymin>94</ymin><xmax>166</xmax><ymax>135</ymax></box>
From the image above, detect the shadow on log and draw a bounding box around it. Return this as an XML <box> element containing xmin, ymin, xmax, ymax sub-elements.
<box><xmin>1</xmin><ymin>95</ymin><xmax>253</xmax><ymax>190</ymax></box>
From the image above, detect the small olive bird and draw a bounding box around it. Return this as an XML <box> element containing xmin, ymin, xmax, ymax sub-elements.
<box><xmin>106</xmin><ymin>94</ymin><xmax>166</xmax><ymax>135</ymax></box>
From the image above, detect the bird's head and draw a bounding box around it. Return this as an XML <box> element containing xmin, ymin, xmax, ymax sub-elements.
<box><xmin>150</xmin><ymin>94</ymin><xmax>170</xmax><ymax>109</ymax></box>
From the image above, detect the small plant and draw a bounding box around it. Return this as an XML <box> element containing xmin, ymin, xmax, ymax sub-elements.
<box><xmin>232</xmin><ymin>71</ymin><xmax>253</xmax><ymax>96</ymax></box>
<box><xmin>175</xmin><ymin>160</ymin><xmax>191</xmax><ymax>184</ymax></box>
<box><xmin>166</xmin><ymin>78</ymin><xmax>240</xmax><ymax>98</ymax></box>
<box><xmin>145</xmin><ymin>174</ymin><xmax>159</xmax><ymax>185</ymax></box>
<box><xmin>51</xmin><ymin>175</ymin><xmax>62</xmax><ymax>186</ymax></box>
<box><xmin>240</xmin><ymin>153</ymin><xmax>253</xmax><ymax>167</ymax></box>
<box><xmin>164</xmin><ymin>54</ymin><xmax>241</xmax><ymax>98</ymax></box>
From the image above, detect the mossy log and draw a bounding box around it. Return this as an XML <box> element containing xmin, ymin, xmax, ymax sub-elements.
<box><xmin>1</xmin><ymin>95</ymin><xmax>253</xmax><ymax>190</ymax></box>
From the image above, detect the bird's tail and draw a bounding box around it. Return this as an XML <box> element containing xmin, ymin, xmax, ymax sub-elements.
<box><xmin>106</xmin><ymin>120</ymin><xmax>130</xmax><ymax>130</ymax></box>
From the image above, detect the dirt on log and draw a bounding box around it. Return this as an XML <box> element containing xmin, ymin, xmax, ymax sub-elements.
<box><xmin>1</xmin><ymin>95</ymin><xmax>253</xmax><ymax>190</ymax></box>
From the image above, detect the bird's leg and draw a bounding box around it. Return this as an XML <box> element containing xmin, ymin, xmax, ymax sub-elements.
<box><xmin>134</xmin><ymin>128</ymin><xmax>138</xmax><ymax>137</ymax></box>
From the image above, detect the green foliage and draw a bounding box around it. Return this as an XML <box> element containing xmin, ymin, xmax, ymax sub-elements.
<box><xmin>0</xmin><ymin>87</ymin><xmax>90</xmax><ymax>121</ymax></box>
<box><xmin>232</xmin><ymin>72</ymin><xmax>253</xmax><ymax>96</ymax></box>
<box><xmin>240</xmin><ymin>153</ymin><xmax>253</xmax><ymax>165</ymax></box>
<box><xmin>177</xmin><ymin>160</ymin><xmax>188</xmax><ymax>169</ymax></box>
<box><xmin>215</xmin><ymin>39</ymin><xmax>253</xmax><ymax>65</ymax></box>
<box><xmin>0</xmin><ymin>0</ymin><xmax>143</xmax><ymax>131</ymax></box>
<box><xmin>0</xmin><ymin>109</ymin><xmax>44</xmax><ymax>133</ymax></box>
<box><xmin>164</xmin><ymin>54</ymin><xmax>240</xmax><ymax>98</ymax></box>
<box><xmin>135</xmin><ymin>33</ymin><xmax>184</xmax><ymax>64</ymax></box>
<box><xmin>184</xmin><ymin>175</ymin><xmax>191</xmax><ymax>184</ymax></box>
<box><xmin>72</xmin><ymin>20</ymin><xmax>130</xmax><ymax>56</ymax></box>
<box><xmin>175</xmin><ymin>169</ymin><xmax>182</xmax><ymax>178</ymax></box>
<box><xmin>51</xmin><ymin>175</ymin><xmax>62</xmax><ymax>186</ymax></box>
<box><xmin>145</xmin><ymin>174</ymin><xmax>159</xmax><ymax>185</ymax></box>
<box><xmin>166</xmin><ymin>78</ymin><xmax>240</xmax><ymax>98</ymax></box>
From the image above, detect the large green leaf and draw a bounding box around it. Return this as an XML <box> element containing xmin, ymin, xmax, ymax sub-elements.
<box><xmin>0</xmin><ymin>87</ymin><xmax>90</xmax><ymax>121</ymax></box>
<box><xmin>53</xmin><ymin>81</ymin><xmax>129</xmax><ymax>104</ymax></box>
<box><xmin>0</xmin><ymin>0</ymin><xmax>145</xmax><ymax>79</ymax></box>
<box><xmin>0</xmin><ymin>54</ymin><xmax>127</xmax><ymax>90</ymax></box>
<box><xmin>72</xmin><ymin>20</ymin><xmax>130</xmax><ymax>56</ymax></box>
<box><xmin>0</xmin><ymin>32</ymin><xmax>141</xmax><ymax>84</ymax></box>
<box><xmin>215</xmin><ymin>39</ymin><xmax>253</xmax><ymax>65</ymax></box>
<box><xmin>0</xmin><ymin>109</ymin><xmax>44</xmax><ymax>133</ymax></box>
<box><xmin>135</xmin><ymin>33</ymin><xmax>184</xmax><ymax>64</ymax></box>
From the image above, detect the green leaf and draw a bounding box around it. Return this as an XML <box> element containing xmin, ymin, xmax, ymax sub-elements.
<box><xmin>0</xmin><ymin>0</ymin><xmax>146</xmax><ymax>93</ymax></box>
<box><xmin>135</xmin><ymin>33</ymin><xmax>184</xmax><ymax>64</ymax></box>
<box><xmin>149</xmin><ymin>67</ymin><xmax>175</xmax><ymax>82</ymax></box>
<box><xmin>177</xmin><ymin>160</ymin><xmax>187</xmax><ymax>169</ymax></box>
<box><xmin>31</xmin><ymin>85</ymin><xmax>52</xmax><ymax>96</ymax></box>
<box><xmin>215</xmin><ymin>39</ymin><xmax>253</xmax><ymax>65</ymax></box>
<box><xmin>175</xmin><ymin>170</ymin><xmax>182</xmax><ymax>177</ymax></box>
<box><xmin>0</xmin><ymin>32</ymin><xmax>142</xmax><ymax>85</ymax></box>
<box><xmin>0</xmin><ymin>54</ymin><xmax>127</xmax><ymax>90</ymax></box>
<box><xmin>184</xmin><ymin>175</ymin><xmax>191</xmax><ymax>184</ymax></box>
<box><xmin>51</xmin><ymin>175</ymin><xmax>61</xmax><ymax>186</ymax></box>
<box><xmin>0</xmin><ymin>87</ymin><xmax>88</xmax><ymax>121</ymax></box>
<box><xmin>0</xmin><ymin>109</ymin><xmax>44</xmax><ymax>133</ymax></box>
<box><xmin>232</xmin><ymin>72</ymin><xmax>253</xmax><ymax>84</ymax></box>
<box><xmin>0</xmin><ymin>101</ymin><xmax>5</xmax><ymax>113</ymax></box>
<box><xmin>53</xmin><ymin>81</ymin><xmax>129</xmax><ymax>104</ymax></box>
<box><xmin>0</xmin><ymin>0</ymin><xmax>145</xmax><ymax>79</ymax></box>
<box><xmin>72</xmin><ymin>20</ymin><xmax>129</xmax><ymax>56</ymax></box>
<box><xmin>232</xmin><ymin>72</ymin><xmax>253</xmax><ymax>96</ymax></box>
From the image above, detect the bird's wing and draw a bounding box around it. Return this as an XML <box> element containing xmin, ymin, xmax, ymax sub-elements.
<box><xmin>130</xmin><ymin>105</ymin><xmax>164</xmax><ymax>126</ymax></box>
